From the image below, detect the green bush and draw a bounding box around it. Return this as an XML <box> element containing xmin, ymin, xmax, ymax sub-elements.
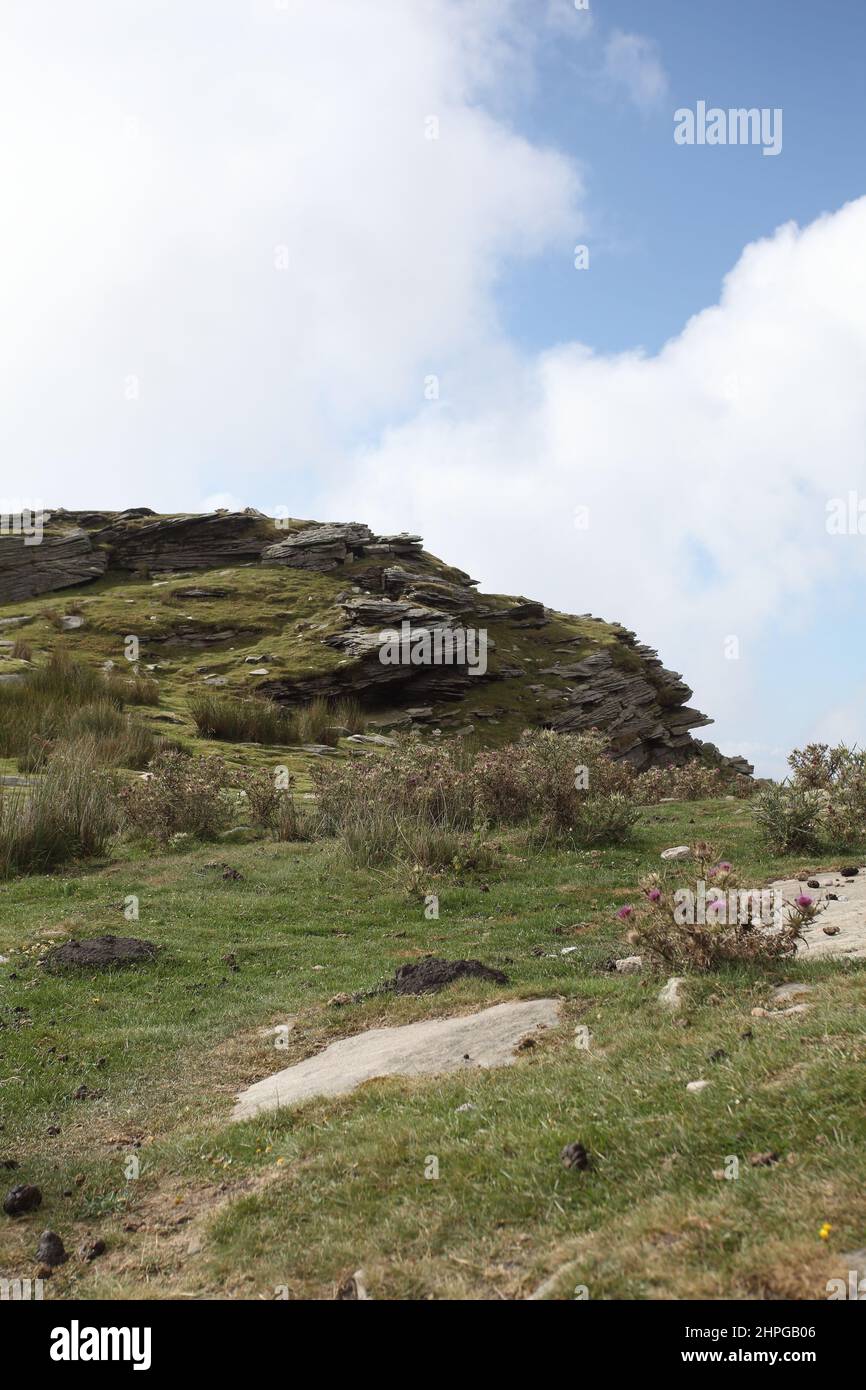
<box><xmin>233</xmin><ymin>767</ymin><xmax>309</xmax><ymax>841</ymax></box>
<box><xmin>787</xmin><ymin>742</ymin><xmax>866</xmax><ymax>848</ymax></box>
<box><xmin>753</xmin><ymin>782</ymin><xmax>824</xmax><ymax>854</ymax></box>
<box><xmin>313</xmin><ymin>729</ymin><xmax>639</xmax><ymax>863</ymax></box>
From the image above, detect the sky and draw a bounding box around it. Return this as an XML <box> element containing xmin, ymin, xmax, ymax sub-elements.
<box><xmin>1</xmin><ymin>0</ymin><xmax>865</xmax><ymax>775</ymax></box>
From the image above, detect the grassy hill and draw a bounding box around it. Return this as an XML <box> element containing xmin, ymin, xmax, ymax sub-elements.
<box><xmin>0</xmin><ymin>509</ymin><xmax>733</xmax><ymax>780</ymax></box>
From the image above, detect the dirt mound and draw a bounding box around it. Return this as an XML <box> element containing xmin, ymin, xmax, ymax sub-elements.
<box><xmin>44</xmin><ymin>935</ymin><xmax>159</xmax><ymax>971</ymax></box>
<box><xmin>392</xmin><ymin>957</ymin><xmax>508</xmax><ymax>995</ymax></box>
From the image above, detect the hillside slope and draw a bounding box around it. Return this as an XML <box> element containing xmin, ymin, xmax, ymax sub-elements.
<box><xmin>0</xmin><ymin>509</ymin><xmax>748</xmax><ymax>772</ymax></box>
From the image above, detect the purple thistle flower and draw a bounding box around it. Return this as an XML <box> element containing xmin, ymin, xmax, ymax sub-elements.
<box><xmin>796</xmin><ymin>894</ymin><xmax>813</xmax><ymax>908</ymax></box>
<box><xmin>616</xmin><ymin>905</ymin><xmax>634</xmax><ymax>919</ymax></box>
<box><xmin>646</xmin><ymin>888</ymin><xmax>662</xmax><ymax>903</ymax></box>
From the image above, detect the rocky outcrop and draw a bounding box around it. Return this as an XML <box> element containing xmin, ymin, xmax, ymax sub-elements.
<box><xmin>0</xmin><ymin>528</ymin><xmax>107</xmax><ymax>604</ymax></box>
<box><xmin>0</xmin><ymin>507</ymin><xmax>741</xmax><ymax>771</ymax></box>
<box><xmin>96</xmin><ymin>512</ymin><xmax>268</xmax><ymax>572</ymax></box>
<box><xmin>544</xmin><ymin>646</ymin><xmax>712</xmax><ymax>770</ymax></box>
<box><xmin>262</xmin><ymin>523</ymin><xmax>423</xmax><ymax>572</ymax></box>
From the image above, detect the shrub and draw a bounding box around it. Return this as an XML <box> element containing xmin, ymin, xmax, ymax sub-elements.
<box><xmin>337</xmin><ymin>805</ymin><xmax>493</xmax><ymax>872</ymax></box>
<box><xmin>536</xmin><ymin>791</ymin><xmax>640</xmax><ymax>849</ymax></box>
<box><xmin>824</xmin><ymin>749</ymin><xmax>866</xmax><ymax>847</ymax></box>
<box><xmin>119</xmin><ymin>750</ymin><xmax>234</xmax><ymax>843</ymax></box>
<box><xmin>753</xmin><ymin>782</ymin><xmax>824</xmax><ymax>855</ymax></box>
<box><xmin>313</xmin><ymin>736</ymin><xmax>477</xmax><ymax>835</ymax></box>
<box><xmin>786</xmin><ymin>742</ymin><xmax>866</xmax><ymax>848</ymax></box>
<box><xmin>634</xmin><ymin>761</ymin><xmax>740</xmax><ymax>803</ymax></box>
<box><xmin>0</xmin><ymin>745</ymin><xmax>120</xmax><ymax>878</ymax></box>
<box><xmin>313</xmin><ymin>729</ymin><xmax>638</xmax><ymax>862</ymax></box>
<box><xmin>232</xmin><ymin>767</ymin><xmax>309</xmax><ymax>840</ymax></box>
<box><xmin>511</xmin><ymin>730</ymin><xmax>638</xmax><ymax>846</ymax></box>
<box><xmin>618</xmin><ymin>850</ymin><xmax>803</xmax><ymax>972</ymax></box>
<box><xmin>189</xmin><ymin>692</ymin><xmax>297</xmax><ymax>744</ymax></box>
<box><xmin>787</xmin><ymin>742</ymin><xmax>846</xmax><ymax>790</ymax></box>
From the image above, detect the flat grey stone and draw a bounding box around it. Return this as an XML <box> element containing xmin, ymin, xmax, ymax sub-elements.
<box><xmin>232</xmin><ymin>998</ymin><xmax>561</xmax><ymax>1121</ymax></box>
<box><xmin>769</xmin><ymin>868</ymin><xmax>866</xmax><ymax>959</ymax></box>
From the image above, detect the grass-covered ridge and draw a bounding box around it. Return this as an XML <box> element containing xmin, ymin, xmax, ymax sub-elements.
<box><xmin>0</xmin><ymin>510</ymin><xmax>711</xmax><ymax>767</ymax></box>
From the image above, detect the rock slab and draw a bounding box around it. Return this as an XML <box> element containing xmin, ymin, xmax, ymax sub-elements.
<box><xmin>232</xmin><ymin>997</ymin><xmax>561</xmax><ymax>1121</ymax></box>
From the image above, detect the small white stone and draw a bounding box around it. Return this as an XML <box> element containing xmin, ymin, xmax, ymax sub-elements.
<box><xmin>686</xmin><ymin>1079</ymin><xmax>711</xmax><ymax>1094</ymax></box>
<box><xmin>658</xmin><ymin>977</ymin><xmax>687</xmax><ymax>1011</ymax></box>
<box><xmin>661</xmin><ymin>845</ymin><xmax>691</xmax><ymax>861</ymax></box>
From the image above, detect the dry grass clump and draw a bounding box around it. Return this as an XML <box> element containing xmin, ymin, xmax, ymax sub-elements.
<box><xmin>0</xmin><ymin>652</ymin><xmax>162</xmax><ymax>769</ymax></box>
<box><xmin>189</xmin><ymin>691</ymin><xmax>297</xmax><ymax>744</ymax></box>
<box><xmin>0</xmin><ymin>743</ymin><xmax>121</xmax><ymax>878</ymax></box>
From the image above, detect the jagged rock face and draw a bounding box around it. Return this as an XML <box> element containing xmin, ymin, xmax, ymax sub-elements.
<box><xmin>0</xmin><ymin>508</ymin><xmax>742</xmax><ymax>770</ymax></box>
<box><xmin>262</xmin><ymin>522</ymin><xmax>423</xmax><ymax>571</ymax></box>
<box><xmin>544</xmin><ymin>648</ymin><xmax>712</xmax><ymax>770</ymax></box>
<box><xmin>0</xmin><ymin>528</ymin><xmax>107</xmax><ymax>603</ymax></box>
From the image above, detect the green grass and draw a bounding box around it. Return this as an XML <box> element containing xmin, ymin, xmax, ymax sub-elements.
<box><xmin>1</xmin><ymin>797</ymin><xmax>864</xmax><ymax>1300</ymax></box>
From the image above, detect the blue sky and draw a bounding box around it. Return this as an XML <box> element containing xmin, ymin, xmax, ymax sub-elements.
<box><xmin>497</xmin><ymin>0</ymin><xmax>866</xmax><ymax>358</ymax></box>
<box><xmin>2</xmin><ymin>0</ymin><xmax>865</xmax><ymax>773</ymax></box>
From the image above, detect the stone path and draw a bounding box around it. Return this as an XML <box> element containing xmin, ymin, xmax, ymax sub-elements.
<box><xmin>232</xmin><ymin>998</ymin><xmax>561</xmax><ymax>1121</ymax></box>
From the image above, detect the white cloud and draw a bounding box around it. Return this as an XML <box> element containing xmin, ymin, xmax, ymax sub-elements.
<box><xmin>602</xmin><ymin>30</ymin><xmax>668</xmax><ymax>112</ymax></box>
<box><xmin>0</xmin><ymin>0</ymin><xmax>582</xmax><ymax>507</ymax></box>
<box><xmin>3</xmin><ymin>3</ymin><xmax>864</xmax><ymax>774</ymax></box>
<box><xmin>322</xmin><ymin>198</ymin><xmax>866</xmax><ymax>772</ymax></box>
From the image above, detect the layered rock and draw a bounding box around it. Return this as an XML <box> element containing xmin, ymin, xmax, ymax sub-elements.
<box><xmin>96</xmin><ymin>512</ymin><xmax>267</xmax><ymax>572</ymax></box>
<box><xmin>0</xmin><ymin>528</ymin><xmax>107</xmax><ymax>604</ymax></box>
<box><xmin>262</xmin><ymin>523</ymin><xmax>423</xmax><ymax>572</ymax></box>
<box><xmin>544</xmin><ymin>646</ymin><xmax>712</xmax><ymax>770</ymax></box>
